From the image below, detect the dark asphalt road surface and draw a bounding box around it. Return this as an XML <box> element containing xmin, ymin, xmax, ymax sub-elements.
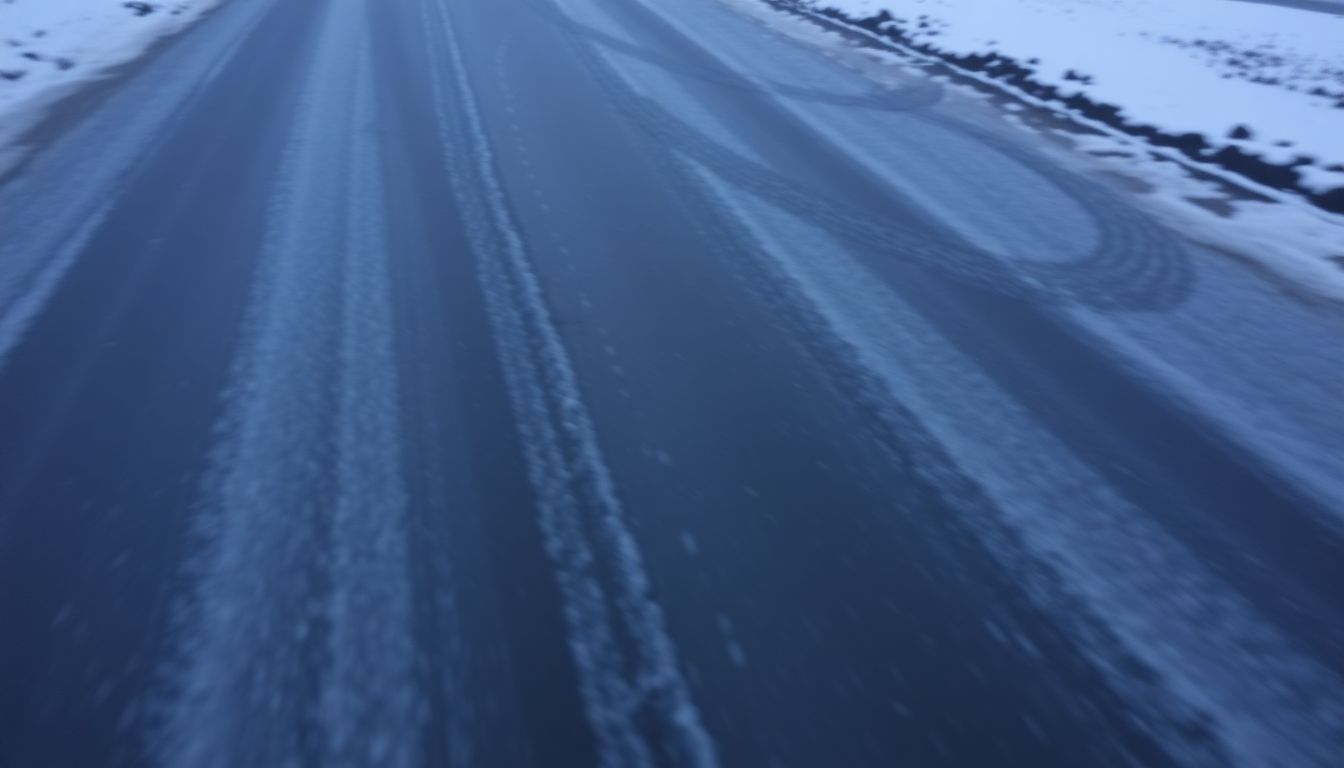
<box><xmin>2</xmin><ymin>0</ymin><xmax>1342</xmax><ymax>765</ymax></box>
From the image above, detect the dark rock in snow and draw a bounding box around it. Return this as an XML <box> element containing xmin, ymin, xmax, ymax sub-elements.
<box><xmin>1313</xmin><ymin>187</ymin><xmax>1344</xmax><ymax>213</ymax></box>
<box><xmin>1229</xmin><ymin>124</ymin><xmax>1253</xmax><ymax>140</ymax></box>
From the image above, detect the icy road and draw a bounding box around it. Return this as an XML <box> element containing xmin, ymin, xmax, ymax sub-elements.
<box><xmin>1</xmin><ymin>0</ymin><xmax>1342</xmax><ymax>765</ymax></box>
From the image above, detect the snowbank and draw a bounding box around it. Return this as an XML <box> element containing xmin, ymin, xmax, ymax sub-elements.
<box><xmin>795</xmin><ymin>0</ymin><xmax>1344</xmax><ymax>211</ymax></box>
<box><xmin>0</xmin><ymin>0</ymin><xmax>223</xmax><ymax>173</ymax></box>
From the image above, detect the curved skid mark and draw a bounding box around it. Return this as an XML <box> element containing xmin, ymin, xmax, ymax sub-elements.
<box><xmin>537</xmin><ymin>0</ymin><xmax>1194</xmax><ymax>311</ymax></box>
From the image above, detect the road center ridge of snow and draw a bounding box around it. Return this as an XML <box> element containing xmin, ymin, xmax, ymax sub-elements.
<box><xmin>155</xmin><ymin>2</ymin><xmax>419</xmax><ymax>764</ymax></box>
<box><xmin>420</xmin><ymin>0</ymin><xmax>718</xmax><ymax>764</ymax></box>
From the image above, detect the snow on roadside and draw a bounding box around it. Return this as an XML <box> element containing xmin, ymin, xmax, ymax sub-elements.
<box><xmin>0</xmin><ymin>0</ymin><xmax>224</xmax><ymax>175</ymax></box>
<box><xmin>797</xmin><ymin>0</ymin><xmax>1344</xmax><ymax>211</ymax></box>
<box><xmin>731</xmin><ymin>0</ymin><xmax>1344</xmax><ymax>297</ymax></box>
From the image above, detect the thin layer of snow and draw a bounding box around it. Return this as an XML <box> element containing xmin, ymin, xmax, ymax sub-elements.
<box><xmin>0</xmin><ymin>0</ymin><xmax>223</xmax><ymax>174</ymax></box>
<box><xmin>691</xmin><ymin>157</ymin><xmax>1344</xmax><ymax>766</ymax></box>
<box><xmin>808</xmin><ymin>0</ymin><xmax>1344</xmax><ymax>194</ymax></box>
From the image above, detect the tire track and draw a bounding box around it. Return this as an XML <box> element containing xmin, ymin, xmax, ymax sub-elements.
<box><xmin>418</xmin><ymin>0</ymin><xmax>717</xmax><ymax>764</ymax></box>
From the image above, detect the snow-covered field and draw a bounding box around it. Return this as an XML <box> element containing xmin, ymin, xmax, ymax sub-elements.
<box><xmin>796</xmin><ymin>0</ymin><xmax>1344</xmax><ymax>212</ymax></box>
<box><xmin>0</xmin><ymin>0</ymin><xmax>223</xmax><ymax>174</ymax></box>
